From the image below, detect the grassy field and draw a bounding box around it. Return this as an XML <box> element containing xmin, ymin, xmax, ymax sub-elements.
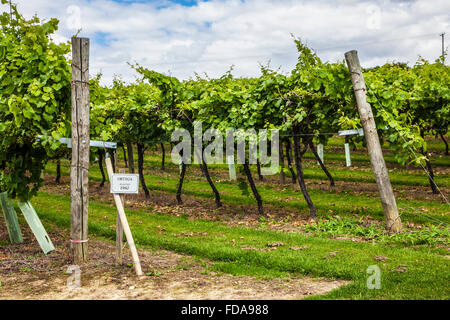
<box><xmin>31</xmin><ymin>191</ymin><xmax>449</xmax><ymax>300</ymax></box>
<box><xmin>6</xmin><ymin>136</ymin><xmax>450</xmax><ymax>299</ymax></box>
<box><xmin>44</xmin><ymin>136</ymin><xmax>450</xmax><ymax>225</ymax></box>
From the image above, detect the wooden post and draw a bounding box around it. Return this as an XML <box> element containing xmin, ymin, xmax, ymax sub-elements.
<box><xmin>105</xmin><ymin>156</ymin><xmax>143</xmax><ymax>276</ymax></box>
<box><xmin>345</xmin><ymin>50</ymin><xmax>402</xmax><ymax>233</ymax></box>
<box><xmin>70</xmin><ymin>37</ymin><xmax>90</xmax><ymax>264</ymax></box>
<box><xmin>116</xmin><ymin>169</ymin><xmax>125</xmax><ymax>265</ymax></box>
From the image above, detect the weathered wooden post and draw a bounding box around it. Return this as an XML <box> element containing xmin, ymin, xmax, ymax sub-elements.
<box><xmin>70</xmin><ymin>37</ymin><xmax>90</xmax><ymax>263</ymax></box>
<box><xmin>345</xmin><ymin>50</ymin><xmax>402</xmax><ymax>233</ymax></box>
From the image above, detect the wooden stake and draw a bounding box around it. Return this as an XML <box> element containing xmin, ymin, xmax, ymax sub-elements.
<box><xmin>345</xmin><ymin>50</ymin><xmax>402</xmax><ymax>233</ymax></box>
<box><xmin>70</xmin><ymin>37</ymin><xmax>90</xmax><ymax>264</ymax></box>
<box><xmin>105</xmin><ymin>156</ymin><xmax>143</xmax><ymax>277</ymax></box>
<box><xmin>116</xmin><ymin>169</ymin><xmax>125</xmax><ymax>265</ymax></box>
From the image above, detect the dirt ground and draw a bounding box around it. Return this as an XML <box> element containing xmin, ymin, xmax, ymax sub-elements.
<box><xmin>0</xmin><ymin>224</ymin><xmax>349</xmax><ymax>300</ymax></box>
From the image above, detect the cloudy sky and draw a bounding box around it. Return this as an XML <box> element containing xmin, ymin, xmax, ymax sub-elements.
<box><xmin>4</xmin><ymin>0</ymin><xmax>449</xmax><ymax>84</ymax></box>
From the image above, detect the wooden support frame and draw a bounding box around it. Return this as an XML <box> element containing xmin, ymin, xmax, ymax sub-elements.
<box><xmin>105</xmin><ymin>156</ymin><xmax>143</xmax><ymax>276</ymax></box>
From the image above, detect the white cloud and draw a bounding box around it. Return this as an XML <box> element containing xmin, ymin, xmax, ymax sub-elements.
<box><xmin>5</xmin><ymin>0</ymin><xmax>449</xmax><ymax>85</ymax></box>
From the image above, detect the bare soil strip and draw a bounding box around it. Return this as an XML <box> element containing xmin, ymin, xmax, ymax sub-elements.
<box><xmin>0</xmin><ymin>224</ymin><xmax>349</xmax><ymax>300</ymax></box>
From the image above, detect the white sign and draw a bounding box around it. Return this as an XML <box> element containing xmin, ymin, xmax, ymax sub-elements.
<box><xmin>338</xmin><ymin>128</ymin><xmax>364</xmax><ymax>137</ymax></box>
<box><xmin>110</xmin><ymin>174</ymin><xmax>139</xmax><ymax>194</ymax></box>
<box><xmin>36</xmin><ymin>135</ymin><xmax>117</xmax><ymax>149</ymax></box>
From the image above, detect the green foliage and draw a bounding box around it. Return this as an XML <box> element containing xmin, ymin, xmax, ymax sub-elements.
<box><xmin>0</xmin><ymin>2</ymin><xmax>71</xmax><ymax>200</ymax></box>
<box><xmin>102</xmin><ymin>38</ymin><xmax>447</xmax><ymax>177</ymax></box>
<box><xmin>365</xmin><ymin>58</ymin><xmax>450</xmax><ymax>165</ymax></box>
<box><xmin>89</xmin><ymin>72</ymin><xmax>168</xmax><ymax>187</ymax></box>
<box><xmin>304</xmin><ymin>216</ymin><xmax>449</xmax><ymax>246</ymax></box>
<box><xmin>1</xmin><ymin>3</ymin><xmax>447</xmax><ymax>209</ymax></box>
<box><xmin>237</xmin><ymin>177</ymin><xmax>250</xmax><ymax>197</ymax></box>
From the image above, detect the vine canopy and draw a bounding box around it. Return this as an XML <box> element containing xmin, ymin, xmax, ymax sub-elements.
<box><xmin>0</xmin><ymin>1</ymin><xmax>71</xmax><ymax>200</ymax></box>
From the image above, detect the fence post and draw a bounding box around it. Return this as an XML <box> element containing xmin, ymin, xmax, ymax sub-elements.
<box><xmin>345</xmin><ymin>50</ymin><xmax>402</xmax><ymax>233</ymax></box>
<box><xmin>70</xmin><ymin>37</ymin><xmax>90</xmax><ymax>263</ymax></box>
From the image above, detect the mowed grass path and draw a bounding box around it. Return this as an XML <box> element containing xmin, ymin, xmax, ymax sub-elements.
<box><xmin>31</xmin><ymin>192</ymin><xmax>450</xmax><ymax>300</ymax></box>
<box><xmin>132</xmin><ymin>153</ymin><xmax>450</xmax><ymax>187</ymax></box>
<box><xmin>45</xmin><ymin>157</ymin><xmax>450</xmax><ymax>225</ymax></box>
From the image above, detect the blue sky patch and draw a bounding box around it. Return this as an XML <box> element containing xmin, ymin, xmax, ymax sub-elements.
<box><xmin>110</xmin><ymin>0</ymin><xmax>208</xmax><ymax>7</ymax></box>
<box><xmin>93</xmin><ymin>32</ymin><xmax>115</xmax><ymax>47</ymax></box>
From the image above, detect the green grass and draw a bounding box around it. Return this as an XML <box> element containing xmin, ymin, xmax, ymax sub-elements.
<box><xmin>33</xmin><ymin>138</ymin><xmax>449</xmax><ymax>299</ymax></box>
<box><xmin>127</xmin><ymin>152</ymin><xmax>450</xmax><ymax>186</ymax></box>
<box><xmin>144</xmin><ymin>136</ymin><xmax>450</xmax><ymax>167</ymax></box>
<box><xmin>30</xmin><ymin>192</ymin><xmax>450</xmax><ymax>300</ymax></box>
<box><xmin>324</xmin><ymin>136</ymin><xmax>449</xmax><ymax>163</ymax></box>
<box><xmin>113</xmin><ymin>144</ymin><xmax>450</xmax><ymax>192</ymax></box>
<box><xmin>44</xmin><ymin>161</ymin><xmax>450</xmax><ymax>225</ymax></box>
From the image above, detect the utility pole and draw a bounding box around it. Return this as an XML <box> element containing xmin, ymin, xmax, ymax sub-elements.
<box><xmin>441</xmin><ymin>33</ymin><xmax>446</xmax><ymax>62</ymax></box>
